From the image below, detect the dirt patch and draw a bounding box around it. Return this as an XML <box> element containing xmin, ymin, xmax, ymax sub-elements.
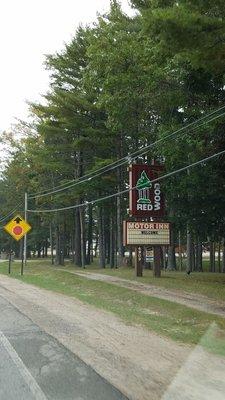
<box><xmin>0</xmin><ymin>275</ymin><xmax>190</xmax><ymax>400</ymax></box>
<box><xmin>71</xmin><ymin>271</ymin><xmax>225</xmax><ymax>318</ymax></box>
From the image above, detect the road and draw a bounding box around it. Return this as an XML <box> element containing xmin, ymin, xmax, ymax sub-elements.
<box><xmin>1</xmin><ymin>275</ymin><xmax>224</xmax><ymax>400</ymax></box>
<box><xmin>0</xmin><ymin>293</ymin><xmax>127</xmax><ymax>400</ymax></box>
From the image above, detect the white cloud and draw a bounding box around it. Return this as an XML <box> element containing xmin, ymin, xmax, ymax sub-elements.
<box><xmin>0</xmin><ymin>0</ymin><xmax>133</xmax><ymax>131</ymax></box>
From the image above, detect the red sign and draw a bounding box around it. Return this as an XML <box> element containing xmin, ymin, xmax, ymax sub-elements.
<box><xmin>129</xmin><ymin>164</ymin><xmax>165</xmax><ymax>218</ymax></box>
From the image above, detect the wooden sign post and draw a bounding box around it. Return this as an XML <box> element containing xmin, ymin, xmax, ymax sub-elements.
<box><xmin>135</xmin><ymin>246</ymin><xmax>143</xmax><ymax>277</ymax></box>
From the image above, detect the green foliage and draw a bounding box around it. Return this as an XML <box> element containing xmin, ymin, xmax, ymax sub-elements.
<box><xmin>0</xmin><ymin>0</ymin><xmax>225</xmax><ymax>256</ymax></box>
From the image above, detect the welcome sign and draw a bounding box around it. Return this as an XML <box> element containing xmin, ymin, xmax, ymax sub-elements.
<box><xmin>129</xmin><ymin>164</ymin><xmax>165</xmax><ymax>217</ymax></box>
<box><xmin>123</xmin><ymin>221</ymin><xmax>170</xmax><ymax>246</ymax></box>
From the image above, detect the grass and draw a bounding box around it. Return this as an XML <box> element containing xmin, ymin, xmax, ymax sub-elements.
<box><xmin>68</xmin><ymin>262</ymin><xmax>225</xmax><ymax>302</ymax></box>
<box><xmin>0</xmin><ymin>259</ymin><xmax>225</xmax><ymax>354</ymax></box>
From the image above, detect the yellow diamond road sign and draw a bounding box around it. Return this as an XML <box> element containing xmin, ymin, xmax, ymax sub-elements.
<box><xmin>4</xmin><ymin>215</ymin><xmax>31</xmax><ymax>241</ymax></box>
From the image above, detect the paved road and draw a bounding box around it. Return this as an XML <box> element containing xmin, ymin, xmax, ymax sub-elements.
<box><xmin>0</xmin><ymin>294</ymin><xmax>127</xmax><ymax>400</ymax></box>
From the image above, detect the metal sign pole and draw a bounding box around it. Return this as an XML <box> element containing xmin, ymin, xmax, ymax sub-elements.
<box><xmin>24</xmin><ymin>192</ymin><xmax>28</xmax><ymax>266</ymax></box>
<box><xmin>21</xmin><ymin>237</ymin><xmax>24</xmax><ymax>276</ymax></box>
<box><xmin>8</xmin><ymin>239</ymin><xmax>12</xmax><ymax>275</ymax></box>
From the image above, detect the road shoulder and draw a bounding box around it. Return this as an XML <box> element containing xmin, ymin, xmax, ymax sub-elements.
<box><xmin>0</xmin><ymin>274</ymin><xmax>190</xmax><ymax>400</ymax></box>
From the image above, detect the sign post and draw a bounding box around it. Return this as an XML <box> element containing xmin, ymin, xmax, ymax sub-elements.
<box><xmin>8</xmin><ymin>239</ymin><xmax>12</xmax><ymax>275</ymax></box>
<box><xmin>146</xmin><ymin>248</ymin><xmax>154</xmax><ymax>263</ymax></box>
<box><xmin>135</xmin><ymin>246</ymin><xmax>143</xmax><ymax>277</ymax></box>
<box><xmin>123</xmin><ymin>221</ymin><xmax>171</xmax><ymax>277</ymax></box>
<box><xmin>24</xmin><ymin>192</ymin><xmax>28</xmax><ymax>266</ymax></box>
<box><xmin>21</xmin><ymin>237</ymin><xmax>24</xmax><ymax>276</ymax></box>
<box><xmin>4</xmin><ymin>215</ymin><xmax>31</xmax><ymax>276</ymax></box>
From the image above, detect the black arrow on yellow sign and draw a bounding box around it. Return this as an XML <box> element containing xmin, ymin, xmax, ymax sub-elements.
<box><xmin>14</xmin><ymin>217</ymin><xmax>22</xmax><ymax>224</ymax></box>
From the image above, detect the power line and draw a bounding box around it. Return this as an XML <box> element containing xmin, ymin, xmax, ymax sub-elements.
<box><xmin>27</xmin><ymin>149</ymin><xmax>225</xmax><ymax>214</ymax></box>
<box><xmin>28</xmin><ymin>105</ymin><xmax>225</xmax><ymax>200</ymax></box>
<box><xmin>29</xmin><ymin>107</ymin><xmax>225</xmax><ymax>199</ymax></box>
<box><xmin>0</xmin><ymin>203</ymin><xmax>23</xmax><ymax>223</ymax></box>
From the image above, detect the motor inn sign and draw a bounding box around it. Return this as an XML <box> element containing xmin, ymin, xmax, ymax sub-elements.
<box><xmin>123</xmin><ymin>221</ymin><xmax>171</xmax><ymax>246</ymax></box>
<box><xmin>129</xmin><ymin>164</ymin><xmax>164</xmax><ymax>217</ymax></box>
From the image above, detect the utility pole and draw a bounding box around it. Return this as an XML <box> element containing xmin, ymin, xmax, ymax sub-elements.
<box><xmin>24</xmin><ymin>192</ymin><xmax>28</xmax><ymax>266</ymax></box>
<box><xmin>79</xmin><ymin>206</ymin><xmax>86</xmax><ymax>269</ymax></box>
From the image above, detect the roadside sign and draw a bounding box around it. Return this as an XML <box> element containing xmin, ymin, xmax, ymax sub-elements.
<box><xmin>4</xmin><ymin>215</ymin><xmax>31</xmax><ymax>241</ymax></box>
<box><xmin>123</xmin><ymin>221</ymin><xmax>170</xmax><ymax>246</ymax></box>
<box><xmin>146</xmin><ymin>248</ymin><xmax>154</xmax><ymax>263</ymax></box>
<box><xmin>129</xmin><ymin>164</ymin><xmax>165</xmax><ymax>218</ymax></box>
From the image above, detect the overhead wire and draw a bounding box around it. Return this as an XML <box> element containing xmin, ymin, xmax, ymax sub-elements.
<box><xmin>0</xmin><ymin>202</ymin><xmax>24</xmax><ymax>223</ymax></box>
<box><xmin>27</xmin><ymin>149</ymin><xmax>225</xmax><ymax>213</ymax></box>
<box><xmin>28</xmin><ymin>105</ymin><xmax>225</xmax><ymax>199</ymax></box>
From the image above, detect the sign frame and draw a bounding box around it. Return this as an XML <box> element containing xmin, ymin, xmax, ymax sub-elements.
<box><xmin>123</xmin><ymin>220</ymin><xmax>171</xmax><ymax>246</ymax></box>
<box><xmin>129</xmin><ymin>164</ymin><xmax>165</xmax><ymax>218</ymax></box>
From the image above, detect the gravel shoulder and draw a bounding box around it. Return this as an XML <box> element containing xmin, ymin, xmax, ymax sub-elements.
<box><xmin>69</xmin><ymin>271</ymin><xmax>225</xmax><ymax>318</ymax></box>
<box><xmin>0</xmin><ymin>274</ymin><xmax>190</xmax><ymax>400</ymax></box>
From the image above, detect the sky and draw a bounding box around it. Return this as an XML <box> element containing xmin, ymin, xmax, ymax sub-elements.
<box><xmin>0</xmin><ymin>0</ymin><xmax>133</xmax><ymax>133</ymax></box>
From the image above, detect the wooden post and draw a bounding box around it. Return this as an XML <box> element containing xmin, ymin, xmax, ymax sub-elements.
<box><xmin>153</xmin><ymin>246</ymin><xmax>161</xmax><ymax>278</ymax></box>
<box><xmin>135</xmin><ymin>246</ymin><xmax>143</xmax><ymax>277</ymax></box>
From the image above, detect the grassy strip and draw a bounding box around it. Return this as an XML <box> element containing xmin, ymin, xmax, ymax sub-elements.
<box><xmin>0</xmin><ymin>260</ymin><xmax>225</xmax><ymax>354</ymax></box>
<box><xmin>71</xmin><ymin>264</ymin><xmax>225</xmax><ymax>302</ymax></box>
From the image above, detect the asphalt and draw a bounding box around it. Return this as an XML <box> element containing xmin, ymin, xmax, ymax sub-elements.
<box><xmin>0</xmin><ymin>294</ymin><xmax>128</xmax><ymax>400</ymax></box>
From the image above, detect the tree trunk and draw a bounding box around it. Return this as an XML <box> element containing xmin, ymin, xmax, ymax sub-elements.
<box><xmin>128</xmin><ymin>247</ymin><xmax>133</xmax><ymax>267</ymax></box>
<box><xmin>116</xmin><ymin>193</ymin><xmax>123</xmax><ymax>267</ymax></box>
<box><xmin>116</xmin><ymin>162</ymin><xmax>124</xmax><ymax>268</ymax></box>
<box><xmin>74</xmin><ymin>208</ymin><xmax>81</xmax><ymax>267</ymax></box>
<box><xmin>218</xmin><ymin>242</ymin><xmax>221</xmax><ymax>273</ymax></box>
<box><xmin>86</xmin><ymin>205</ymin><xmax>93</xmax><ymax>265</ymax></box>
<box><xmin>94</xmin><ymin>238</ymin><xmax>98</xmax><ymax>258</ymax></box>
<box><xmin>168</xmin><ymin>225</ymin><xmax>176</xmax><ymax>270</ymax></box>
<box><xmin>178</xmin><ymin>231</ymin><xmax>183</xmax><ymax>271</ymax></box>
<box><xmin>163</xmin><ymin>246</ymin><xmax>167</xmax><ymax>270</ymax></box>
<box><xmin>192</xmin><ymin>242</ymin><xmax>196</xmax><ymax>271</ymax></box>
<box><xmin>196</xmin><ymin>241</ymin><xmax>203</xmax><ymax>272</ymax></box>
<box><xmin>105</xmin><ymin>213</ymin><xmax>110</xmax><ymax>265</ymax></box>
<box><xmin>153</xmin><ymin>246</ymin><xmax>161</xmax><ymax>278</ymax></box>
<box><xmin>55</xmin><ymin>225</ymin><xmax>60</xmax><ymax>265</ymax></box>
<box><xmin>50</xmin><ymin>222</ymin><xmax>54</xmax><ymax>265</ymax></box>
<box><xmin>222</xmin><ymin>239</ymin><xmax>225</xmax><ymax>273</ymax></box>
<box><xmin>98</xmin><ymin>206</ymin><xmax>105</xmax><ymax>268</ymax></box>
<box><xmin>44</xmin><ymin>240</ymin><xmax>48</xmax><ymax>257</ymax></box>
<box><xmin>59</xmin><ymin>230</ymin><xmax>65</xmax><ymax>266</ymax></box>
<box><xmin>209</xmin><ymin>240</ymin><xmax>216</xmax><ymax>272</ymax></box>
<box><xmin>37</xmin><ymin>243</ymin><xmax>41</xmax><ymax>258</ymax></box>
<box><xmin>55</xmin><ymin>225</ymin><xmax>64</xmax><ymax>266</ymax></box>
<box><xmin>110</xmin><ymin>215</ymin><xmax>115</xmax><ymax>268</ymax></box>
<box><xmin>71</xmin><ymin>230</ymin><xmax>75</xmax><ymax>263</ymax></box>
<box><xmin>186</xmin><ymin>226</ymin><xmax>193</xmax><ymax>273</ymax></box>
